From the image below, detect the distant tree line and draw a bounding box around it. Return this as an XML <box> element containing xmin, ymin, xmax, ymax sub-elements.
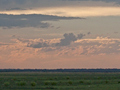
<box><xmin>0</xmin><ymin>69</ymin><xmax>120</xmax><ymax>72</ymax></box>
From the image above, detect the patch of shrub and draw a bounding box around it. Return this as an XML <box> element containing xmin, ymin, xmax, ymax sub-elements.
<box><xmin>54</xmin><ymin>77</ymin><xmax>58</xmax><ymax>80</ymax></box>
<box><xmin>68</xmin><ymin>81</ymin><xmax>72</xmax><ymax>85</ymax></box>
<box><xmin>118</xmin><ymin>81</ymin><xmax>120</xmax><ymax>84</ymax></box>
<box><xmin>51</xmin><ymin>82</ymin><xmax>57</xmax><ymax>85</ymax></box>
<box><xmin>105</xmin><ymin>80</ymin><xmax>108</xmax><ymax>84</ymax></box>
<box><xmin>12</xmin><ymin>78</ymin><xmax>17</xmax><ymax>81</ymax></box>
<box><xmin>97</xmin><ymin>77</ymin><xmax>101</xmax><ymax>80</ymax></box>
<box><xmin>31</xmin><ymin>82</ymin><xmax>36</xmax><ymax>86</ymax></box>
<box><xmin>46</xmin><ymin>86</ymin><xmax>55</xmax><ymax>89</ymax></box>
<box><xmin>59</xmin><ymin>81</ymin><xmax>62</xmax><ymax>84</ymax></box>
<box><xmin>66</xmin><ymin>77</ymin><xmax>70</xmax><ymax>80</ymax></box>
<box><xmin>86</xmin><ymin>81</ymin><xmax>91</xmax><ymax>85</ymax></box>
<box><xmin>44</xmin><ymin>82</ymin><xmax>49</xmax><ymax>85</ymax></box>
<box><xmin>49</xmin><ymin>78</ymin><xmax>53</xmax><ymax>80</ymax></box>
<box><xmin>16</xmin><ymin>81</ymin><xmax>26</xmax><ymax>86</ymax></box>
<box><xmin>79</xmin><ymin>81</ymin><xmax>84</xmax><ymax>84</ymax></box>
<box><xmin>4</xmin><ymin>82</ymin><xmax>10</xmax><ymax>86</ymax></box>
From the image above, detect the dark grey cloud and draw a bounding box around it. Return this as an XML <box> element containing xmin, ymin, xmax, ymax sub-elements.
<box><xmin>17</xmin><ymin>33</ymin><xmax>85</xmax><ymax>48</ymax></box>
<box><xmin>87</xmin><ymin>32</ymin><xmax>91</xmax><ymax>35</ymax></box>
<box><xmin>57</xmin><ymin>33</ymin><xmax>77</xmax><ymax>46</ymax></box>
<box><xmin>92</xmin><ymin>0</ymin><xmax>120</xmax><ymax>3</ymax></box>
<box><xmin>0</xmin><ymin>0</ymin><xmax>119</xmax><ymax>4</ymax></box>
<box><xmin>66</xmin><ymin>0</ymin><xmax>120</xmax><ymax>3</ymax></box>
<box><xmin>27</xmin><ymin>42</ymin><xmax>48</xmax><ymax>48</ymax></box>
<box><xmin>0</xmin><ymin>0</ymin><xmax>65</xmax><ymax>10</ymax></box>
<box><xmin>0</xmin><ymin>0</ymin><xmax>27</xmax><ymax>5</ymax></box>
<box><xmin>0</xmin><ymin>14</ymin><xmax>82</xmax><ymax>28</ymax></box>
<box><xmin>77</xmin><ymin>33</ymin><xmax>85</xmax><ymax>39</ymax></box>
<box><xmin>0</xmin><ymin>0</ymin><xmax>119</xmax><ymax>11</ymax></box>
<box><xmin>56</xmin><ymin>33</ymin><xmax>85</xmax><ymax>46</ymax></box>
<box><xmin>6</xmin><ymin>8</ymin><xmax>26</xmax><ymax>11</ymax></box>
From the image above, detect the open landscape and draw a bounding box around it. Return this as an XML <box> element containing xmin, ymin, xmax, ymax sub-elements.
<box><xmin>0</xmin><ymin>1</ymin><xmax>120</xmax><ymax>90</ymax></box>
<box><xmin>1</xmin><ymin>72</ymin><xmax>120</xmax><ymax>90</ymax></box>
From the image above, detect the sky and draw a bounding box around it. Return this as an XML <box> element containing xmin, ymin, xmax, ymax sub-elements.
<box><xmin>0</xmin><ymin>0</ymin><xmax>120</xmax><ymax>69</ymax></box>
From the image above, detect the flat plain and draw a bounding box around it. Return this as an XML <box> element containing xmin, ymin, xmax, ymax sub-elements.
<box><xmin>0</xmin><ymin>72</ymin><xmax>120</xmax><ymax>90</ymax></box>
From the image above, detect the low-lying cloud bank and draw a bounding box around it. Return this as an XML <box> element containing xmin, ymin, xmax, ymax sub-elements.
<box><xmin>9</xmin><ymin>33</ymin><xmax>120</xmax><ymax>56</ymax></box>
<box><xmin>26</xmin><ymin>33</ymin><xmax>85</xmax><ymax>48</ymax></box>
<box><xmin>0</xmin><ymin>33</ymin><xmax>120</xmax><ymax>68</ymax></box>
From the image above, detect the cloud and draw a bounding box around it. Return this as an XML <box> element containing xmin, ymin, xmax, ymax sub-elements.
<box><xmin>0</xmin><ymin>14</ymin><xmax>49</xmax><ymax>28</ymax></box>
<box><xmin>56</xmin><ymin>33</ymin><xmax>85</xmax><ymax>46</ymax></box>
<box><xmin>1</xmin><ymin>0</ymin><xmax>120</xmax><ymax>17</ymax></box>
<box><xmin>0</xmin><ymin>42</ymin><xmax>9</xmax><ymax>45</ymax></box>
<box><xmin>13</xmin><ymin>33</ymin><xmax>85</xmax><ymax>48</ymax></box>
<box><xmin>15</xmin><ymin>33</ymin><xmax>120</xmax><ymax>56</ymax></box>
<box><xmin>0</xmin><ymin>14</ymin><xmax>82</xmax><ymax>28</ymax></box>
<box><xmin>0</xmin><ymin>0</ymin><xmax>27</xmax><ymax>5</ymax></box>
<box><xmin>94</xmin><ymin>0</ymin><xmax>120</xmax><ymax>4</ymax></box>
<box><xmin>15</xmin><ymin>38</ymin><xmax>58</xmax><ymax>48</ymax></box>
<box><xmin>67</xmin><ymin>0</ymin><xmax>120</xmax><ymax>4</ymax></box>
<box><xmin>0</xmin><ymin>35</ymin><xmax>120</xmax><ymax>68</ymax></box>
<box><xmin>56</xmin><ymin>33</ymin><xmax>77</xmax><ymax>46</ymax></box>
<box><xmin>1</xmin><ymin>7</ymin><xmax>120</xmax><ymax>17</ymax></box>
<box><xmin>87</xmin><ymin>32</ymin><xmax>91</xmax><ymax>35</ymax></box>
<box><xmin>75</xmin><ymin>37</ymin><xmax>120</xmax><ymax>55</ymax></box>
<box><xmin>27</xmin><ymin>41</ymin><xmax>48</xmax><ymax>48</ymax></box>
<box><xmin>0</xmin><ymin>0</ymin><xmax>119</xmax><ymax>7</ymax></box>
<box><xmin>77</xmin><ymin>33</ymin><xmax>86</xmax><ymax>39</ymax></box>
<box><xmin>12</xmin><ymin>35</ymin><xmax>120</xmax><ymax>56</ymax></box>
<box><xmin>6</xmin><ymin>7</ymin><xmax>26</xmax><ymax>11</ymax></box>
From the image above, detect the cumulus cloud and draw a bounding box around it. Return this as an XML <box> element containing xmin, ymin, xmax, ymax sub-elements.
<box><xmin>0</xmin><ymin>14</ymin><xmax>82</xmax><ymax>28</ymax></box>
<box><xmin>0</xmin><ymin>42</ymin><xmax>9</xmax><ymax>46</ymax></box>
<box><xmin>27</xmin><ymin>42</ymin><xmax>48</xmax><ymax>48</ymax></box>
<box><xmin>77</xmin><ymin>33</ymin><xmax>86</xmax><ymax>39</ymax></box>
<box><xmin>56</xmin><ymin>33</ymin><xmax>77</xmax><ymax>46</ymax></box>
<box><xmin>14</xmin><ymin>33</ymin><xmax>85</xmax><ymax>48</ymax></box>
<box><xmin>55</xmin><ymin>33</ymin><xmax>85</xmax><ymax>46</ymax></box>
<box><xmin>15</xmin><ymin>33</ymin><xmax>120</xmax><ymax>56</ymax></box>
<box><xmin>75</xmin><ymin>37</ymin><xmax>120</xmax><ymax>55</ymax></box>
<box><xmin>0</xmin><ymin>35</ymin><xmax>120</xmax><ymax>69</ymax></box>
<box><xmin>16</xmin><ymin>38</ymin><xmax>50</xmax><ymax>48</ymax></box>
<box><xmin>9</xmin><ymin>35</ymin><xmax>120</xmax><ymax>56</ymax></box>
<box><xmin>87</xmin><ymin>32</ymin><xmax>91</xmax><ymax>35</ymax></box>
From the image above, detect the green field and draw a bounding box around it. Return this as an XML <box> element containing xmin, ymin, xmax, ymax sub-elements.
<box><xmin>0</xmin><ymin>72</ymin><xmax>120</xmax><ymax>90</ymax></box>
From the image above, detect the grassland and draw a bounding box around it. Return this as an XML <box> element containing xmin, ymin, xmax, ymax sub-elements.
<box><xmin>0</xmin><ymin>72</ymin><xmax>120</xmax><ymax>90</ymax></box>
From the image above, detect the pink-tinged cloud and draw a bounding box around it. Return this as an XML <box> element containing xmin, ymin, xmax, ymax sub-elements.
<box><xmin>0</xmin><ymin>36</ymin><xmax>120</xmax><ymax>69</ymax></box>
